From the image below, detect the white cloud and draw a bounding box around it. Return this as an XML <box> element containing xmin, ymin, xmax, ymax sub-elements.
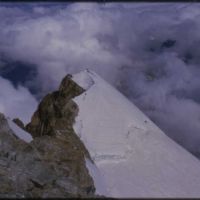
<box><xmin>1</xmin><ymin>3</ymin><xmax>200</xmax><ymax>156</ymax></box>
<box><xmin>0</xmin><ymin>76</ymin><xmax>37</xmax><ymax>124</ymax></box>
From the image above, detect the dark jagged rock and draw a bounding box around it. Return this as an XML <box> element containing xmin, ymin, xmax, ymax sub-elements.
<box><xmin>25</xmin><ymin>74</ymin><xmax>85</xmax><ymax>138</ymax></box>
<box><xmin>0</xmin><ymin>74</ymin><xmax>97</xmax><ymax>198</ymax></box>
<box><xmin>13</xmin><ymin>118</ymin><xmax>25</xmax><ymax>130</ymax></box>
<box><xmin>0</xmin><ymin>113</ymin><xmax>95</xmax><ymax>198</ymax></box>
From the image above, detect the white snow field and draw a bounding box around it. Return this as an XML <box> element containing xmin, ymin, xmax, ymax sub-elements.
<box><xmin>7</xmin><ymin>118</ymin><xmax>33</xmax><ymax>143</ymax></box>
<box><xmin>72</xmin><ymin>70</ymin><xmax>200</xmax><ymax>198</ymax></box>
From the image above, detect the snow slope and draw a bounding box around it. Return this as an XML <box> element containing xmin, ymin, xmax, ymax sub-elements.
<box><xmin>7</xmin><ymin>118</ymin><xmax>33</xmax><ymax>143</ymax></box>
<box><xmin>72</xmin><ymin>70</ymin><xmax>200</xmax><ymax>198</ymax></box>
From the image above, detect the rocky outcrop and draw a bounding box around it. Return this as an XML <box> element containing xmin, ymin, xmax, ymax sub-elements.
<box><xmin>0</xmin><ymin>74</ymin><xmax>98</xmax><ymax>198</ymax></box>
<box><xmin>26</xmin><ymin>74</ymin><xmax>85</xmax><ymax>138</ymax></box>
<box><xmin>0</xmin><ymin>113</ymin><xmax>95</xmax><ymax>197</ymax></box>
<box><xmin>13</xmin><ymin>118</ymin><xmax>25</xmax><ymax>130</ymax></box>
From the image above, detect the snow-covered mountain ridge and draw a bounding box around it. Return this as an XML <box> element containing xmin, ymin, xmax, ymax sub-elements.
<box><xmin>1</xmin><ymin>69</ymin><xmax>200</xmax><ymax>198</ymax></box>
<box><xmin>71</xmin><ymin>70</ymin><xmax>200</xmax><ymax>198</ymax></box>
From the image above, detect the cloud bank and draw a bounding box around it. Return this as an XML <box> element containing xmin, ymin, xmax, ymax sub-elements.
<box><xmin>0</xmin><ymin>76</ymin><xmax>37</xmax><ymax>124</ymax></box>
<box><xmin>1</xmin><ymin>3</ymin><xmax>200</xmax><ymax>156</ymax></box>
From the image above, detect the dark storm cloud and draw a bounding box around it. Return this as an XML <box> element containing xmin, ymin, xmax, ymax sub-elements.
<box><xmin>0</xmin><ymin>2</ymin><xmax>200</xmax><ymax>156</ymax></box>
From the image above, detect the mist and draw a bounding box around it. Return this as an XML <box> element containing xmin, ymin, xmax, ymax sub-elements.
<box><xmin>0</xmin><ymin>3</ymin><xmax>200</xmax><ymax>156</ymax></box>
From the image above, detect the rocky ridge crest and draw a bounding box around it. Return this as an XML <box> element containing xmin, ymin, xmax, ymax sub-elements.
<box><xmin>0</xmin><ymin>74</ymin><xmax>97</xmax><ymax>198</ymax></box>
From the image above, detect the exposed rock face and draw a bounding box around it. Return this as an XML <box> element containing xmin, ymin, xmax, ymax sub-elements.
<box><xmin>13</xmin><ymin>118</ymin><xmax>25</xmax><ymax>130</ymax></box>
<box><xmin>26</xmin><ymin>74</ymin><xmax>85</xmax><ymax>138</ymax></box>
<box><xmin>0</xmin><ymin>74</ymin><xmax>97</xmax><ymax>198</ymax></box>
